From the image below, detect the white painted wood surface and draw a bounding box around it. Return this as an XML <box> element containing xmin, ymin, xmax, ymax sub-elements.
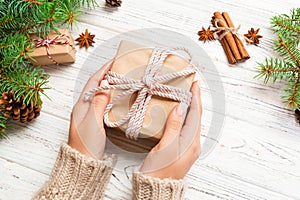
<box><xmin>1</xmin><ymin>0</ymin><xmax>300</xmax><ymax>199</ymax></box>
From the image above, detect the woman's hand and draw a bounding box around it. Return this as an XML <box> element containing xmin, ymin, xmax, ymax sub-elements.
<box><xmin>140</xmin><ymin>81</ymin><xmax>202</xmax><ymax>179</ymax></box>
<box><xmin>68</xmin><ymin>60</ymin><xmax>113</xmax><ymax>159</ymax></box>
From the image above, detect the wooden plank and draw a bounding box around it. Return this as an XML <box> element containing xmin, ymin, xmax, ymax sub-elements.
<box><xmin>0</xmin><ymin>158</ymin><xmax>47</xmax><ymax>200</ymax></box>
<box><xmin>1</xmin><ymin>0</ymin><xmax>300</xmax><ymax>199</ymax></box>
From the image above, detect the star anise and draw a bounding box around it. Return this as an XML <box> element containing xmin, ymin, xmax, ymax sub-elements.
<box><xmin>198</xmin><ymin>26</ymin><xmax>215</xmax><ymax>43</ymax></box>
<box><xmin>75</xmin><ymin>29</ymin><xmax>95</xmax><ymax>49</ymax></box>
<box><xmin>244</xmin><ymin>28</ymin><xmax>263</xmax><ymax>45</ymax></box>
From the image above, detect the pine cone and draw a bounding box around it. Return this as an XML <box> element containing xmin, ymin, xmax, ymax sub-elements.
<box><xmin>0</xmin><ymin>91</ymin><xmax>42</xmax><ymax>123</ymax></box>
<box><xmin>296</xmin><ymin>109</ymin><xmax>300</xmax><ymax>124</ymax></box>
<box><xmin>106</xmin><ymin>0</ymin><xmax>122</xmax><ymax>7</ymax></box>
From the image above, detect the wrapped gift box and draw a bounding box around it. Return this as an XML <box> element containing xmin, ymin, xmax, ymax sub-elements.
<box><xmin>27</xmin><ymin>29</ymin><xmax>76</xmax><ymax>66</ymax></box>
<box><xmin>106</xmin><ymin>40</ymin><xmax>196</xmax><ymax>148</ymax></box>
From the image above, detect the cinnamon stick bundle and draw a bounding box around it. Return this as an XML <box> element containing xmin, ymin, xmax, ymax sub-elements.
<box><xmin>213</xmin><ymin>12</ymin><xmax>250</xmax><ymax>64</ymax></box>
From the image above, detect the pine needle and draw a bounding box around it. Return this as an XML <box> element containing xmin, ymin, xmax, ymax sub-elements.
<box><xmin>257</xmin><ymin>8</ymin><xmax>300</xmax><ymax>110</ymax></box>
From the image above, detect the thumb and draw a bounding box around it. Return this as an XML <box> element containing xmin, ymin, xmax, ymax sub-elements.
<box><xmin>91</xmin><ymin>90</ymin><xmax>111</xmax><ymax>123</ymax></box>
<box><xmin>157</xmin><ymin>103</ymin><xmax>186</xmax><ymax>149</ymax></box>
<box><xmin>86</xmin><ymin>80</ymin><xmax>111</xmax><ymax>125</ymax></box>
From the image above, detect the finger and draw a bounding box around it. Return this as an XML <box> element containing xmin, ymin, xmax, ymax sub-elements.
<box><xmin>74</xmin><ymin>82</ymin><xmax>111</xmax><ymax>159</ymax></box>
<box><xmin>181</xmin><ymin>81</ymin><xmax>202</xmax><ymax>144</ymax></box>
<box><xmin>79</xmin><ymin>59</ymin><xmax>114</xmax><ymax>101</ymax></box>
<box><xmin>87</xmin><ymin>83</ymin><xmax>111</xmax><ymax>126</ymax></box>
<box><xmin>157</xmin><ymin>103</ymin><xmax>187</xmax><ymax>149</ymax></box>
<box><xmin>73</xmin><ymin>60</ymin><xmax>113</xmax><ymax>122</ymax></box>
<box><xmin>191</xmin><ymin>81</ymin><xmax>202</xmax><ymax>114</ymax></box>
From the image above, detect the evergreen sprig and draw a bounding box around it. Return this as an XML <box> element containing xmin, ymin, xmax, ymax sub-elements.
<box><xmin>0</xmin><ymin>65</ymin><xmax>49</xmax><ymax>106</ymax></box>
<box><xmin>257</xmin><ymin>8</ymin><xmax>300</xmax><ymax>109</ymax></box>
<box><xmin>0</xmin><ymin>115</ymin><xmax>8</xmax><ymax>138</ymax></box>
<box><xmin>0</xmin><ymin>0</ymin><xmax>97</xmax><ymax>137</ymax></box>
<box><xmin>0</xmin><ymin>33</ymin><xmax>32</xmax><ymax>69</ymax></box>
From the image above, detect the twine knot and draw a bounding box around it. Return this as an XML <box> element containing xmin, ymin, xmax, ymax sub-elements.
<box><xmin>36</xmin><ymin>39</ymin><xmax>51</xmax><ymax>47</ymax></box>
<box><xmin>85</xmin><ymin>47</ymin><xmax>197</xmax><ymax>140</ymax></box>
<box><xmin>213</xmin><ymin>18</ymin><xmax>253</xmax><ymax>43</ymax></box>
<box><xmin>143</xmin><ymin>75</ymin><xmax>155</xmax><ymax>91</ymax></box>
<box><xmin>33</xmin><ymin>34</ymin><xmax>72</xmax><ymax>65</ymax></box>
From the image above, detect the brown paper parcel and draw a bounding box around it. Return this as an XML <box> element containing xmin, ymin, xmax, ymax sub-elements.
<box><xmin>27</xmin><ymin>29</ymin><xmax>76</xmax><ymax>66</ymax></box>
<box><xmin>108</xmin><ymin>40</ymin><xmax>196</xmax><ymax>141</ymax></box>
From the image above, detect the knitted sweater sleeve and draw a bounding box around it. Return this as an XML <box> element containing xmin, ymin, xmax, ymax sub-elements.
<box><xmin>33</xmin><ymin>143</ymin><xmax>116</xmax><ymax>200</ymax></box>
<box><xmin>132</xmin><ymin>172</ymin><xmax>186</xmax><ymax>200</ymax></box>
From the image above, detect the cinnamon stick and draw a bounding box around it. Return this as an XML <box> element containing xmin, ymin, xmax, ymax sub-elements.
<box><xmin>212</xmin><ymin>16</ymin><xmax>236</xmax><ymax>64</ymax></box>
<box><xmin>220</xmin><ymin>38</ymin><xmax>236</xmax><ymax>64</ymax></box>
<box><xmin>213</xmin><ymin>12</ymin><xmax>242</xmax><ymax>61</ymax></box>
<box><xmin>222</xmin><ymin>12</ymin><xmax>250</xmax><ymax>60</ymax></box>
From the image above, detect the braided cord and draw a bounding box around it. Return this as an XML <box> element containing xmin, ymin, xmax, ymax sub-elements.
<box><xmin>85</xmin><ymin>47</ymin><xmax>196</xmax><ymax>140</ymax></box>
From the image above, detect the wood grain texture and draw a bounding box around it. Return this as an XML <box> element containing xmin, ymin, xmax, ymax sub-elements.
<box><xmin>1</xmin><ymin>0</ymin><xmax>300</xmax><ymax>199</ymax></box>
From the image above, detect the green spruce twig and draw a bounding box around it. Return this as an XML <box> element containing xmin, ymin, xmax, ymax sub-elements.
<box><xmin>0</xmin><ymin>115</ymin><xmax>8</xmax><ymax>138</ymax></box>
<box><xmin>257</xmin><ymin>8</ymin><xmax>300</xmax><ymax>110</ymax></box>
<box><xmin>0</xmin><ymin>0</ymin><xmax>98</xmax><ymax>137</ymax></box>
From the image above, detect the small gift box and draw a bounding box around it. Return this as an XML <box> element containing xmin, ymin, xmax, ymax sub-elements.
<box><xmin>103</xmin><ymin>40</ymin><xmax>196</xmax><ymax>144</ymax></box>
<box><xmin>27</xmin><ymin>29</ymin><xmax>76</xmax><ymax>66</ymax></box>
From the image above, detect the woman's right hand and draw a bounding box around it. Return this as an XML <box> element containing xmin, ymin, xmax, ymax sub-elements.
<box><xmin>140</xmin><ymin>81</ymin><xmax>202</xmax><ymax>180</ymax></box>
<box><xmin>68</xmin><ymin>60</ymin><xmax>113</xmax><ymax>160</ymax></box>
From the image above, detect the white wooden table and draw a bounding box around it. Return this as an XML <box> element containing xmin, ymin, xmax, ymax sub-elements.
<box><xmin>1</xmin><ymin>0</ymin><xmax>300</xmax><ymax>199</ymax></box>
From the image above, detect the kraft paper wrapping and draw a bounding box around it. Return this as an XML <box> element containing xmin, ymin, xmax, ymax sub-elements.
<box><xmin>27</xmin><ymin>29</ymin><xmax>76</xmax><ymax>66</ymax></box>
<box><xmin>107</xmin><ymin>40</ymin><xmax>195</xmax><ymax>143</ymax></box>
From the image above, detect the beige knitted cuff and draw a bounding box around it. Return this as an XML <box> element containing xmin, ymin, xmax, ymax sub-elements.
<box><xmin>132</xmin><ymin>173</ymin><xmax>186</xmax><ymax>200</ymax></box>
<box><xmin>33</xmin><ymin>143</ymin><xmax>116</xmax><ymax>200</ymax></box>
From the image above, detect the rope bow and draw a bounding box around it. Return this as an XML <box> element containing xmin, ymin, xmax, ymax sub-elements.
<box><xmin>213</xmin><ymin>18</ymin><xmax>253</xmax><ymax>43</ymax></box>
<box><xmin>33</xmin><ymin>34</ymin><xmax>72</xmax><ymax>65</ymax></box>
<box><xmin>84</xmin><ymin>47</ymin><xmax>197</xmax><ymax>140</ymax></box>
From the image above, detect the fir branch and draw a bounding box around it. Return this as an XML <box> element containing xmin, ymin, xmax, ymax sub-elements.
<box><xmin>0</xmin><ymin>65</ymin><xmax>49</xmax><ymax>106</ymax></box>
<box><xmin>0</xmin><ymin>115</ymin><xmax>8</xmax><ymax>138</ymax></box>
<box><xmin>277</xmin><ymin>35</ymin><xmax>300</xmax><ymax>67</ymax></box>
<box><xmin>14</xmin><ymin>17</ymin><xmax>55</xmax><ymax>33</ymax></box>
<box><xmin>271</xmin><ymin>8</ymin><xmax>300</xmax><ymax>40</ymax></box>
<box><xmin>8</xmin><ymin>0</ymin><xmax>51</xmax><ymax>18</ymax></box>
<box><xmin>0</xmin><ymin>33</ymin><xmax>32</xmax><ymax>70</ymax></box>
<box><xmin>256</xmin><ymin>58</ymin><xmax>297</xmax><ymax>83</ymax></box>
<box><xmin>73</xmin><ymin>0</ymin><xmax>98</xmax><ymax>8</ymax></box>
<box><xmin>55</xmin><ymin>0</ymin><xmax>82</xmax><ymax>28</ymax></box>
<box><xmin>288</xmin><ymin>73</ymin><xmax>300</xmax><ymax>108</ymax></box>
<box><xmin>257</xmin><ymin>8</ymin><xmax>300</xmax><ymax>109</ymax></box>
<box><xmin>0</xmin><ymin>0</ymin><xmax>98</xmax><ymax>136</ymax></box>
<box><xmin>0</xmin><ymin>15</ymin><xmax>24</xmax><ymax>36</ymax></box>
<box><xmin>262</xmin><ymin>66</ymin><xmax>300</xmax><ymax>73</ymax></box>
<box><xmin>0</xmin><ymin>17</ymin><xmax>14</xmax><ymax>27</ymax></box>
<box><xmin>3</xmin><ymin>1</ymin><xmax>56</xmax><ymax>37</ymax></box>
<box><xmin>1</xmin><ymin>0</ymin><xmax>98</xmax><ymax>37</ymax></box>
<box><xmin>23</xmin><ymin>0</ymin><xmax>43</xmax><ymax>6</ymax></box>
<box><xmin>275</xmin><ymin>22</ymin><xmax>300</xmax><ymax>35</ymax></box>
